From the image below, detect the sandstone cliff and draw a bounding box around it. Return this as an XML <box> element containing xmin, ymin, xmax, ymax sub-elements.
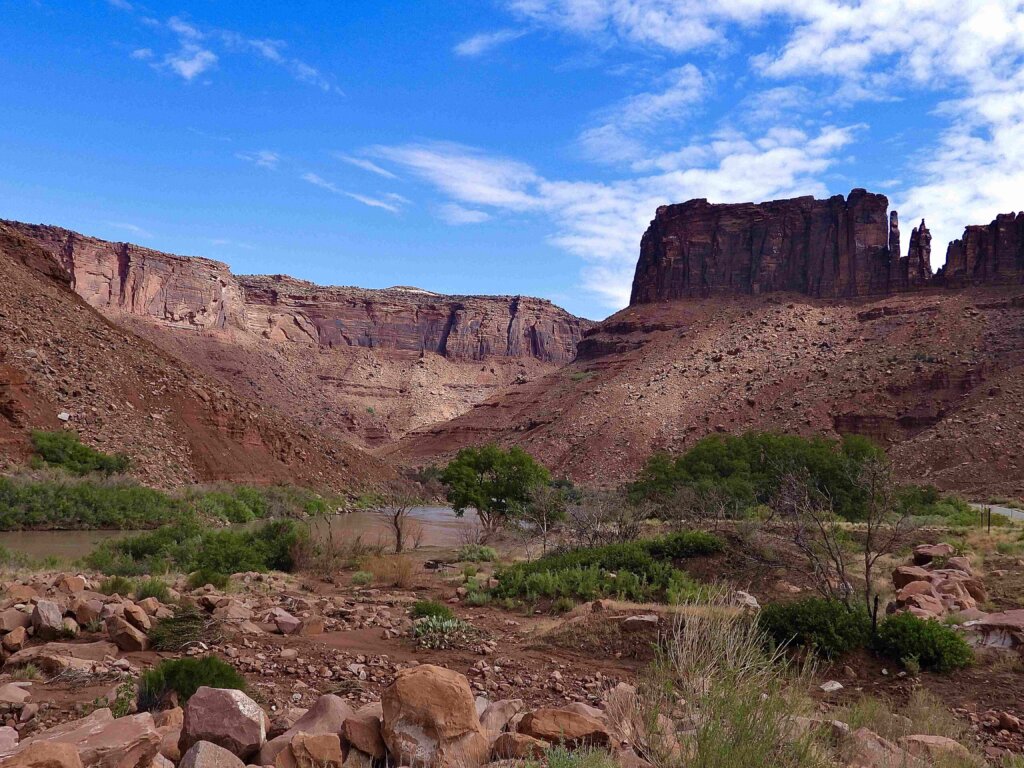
<box><xmin>942</xmin><ymin>212</ymin><xmax>1024</xmax><ymax>286</ymax></box>
<box><xmin>4</xmin><ymin>222</ymin><xmax>589</xmax><ymax>364</ymax></box>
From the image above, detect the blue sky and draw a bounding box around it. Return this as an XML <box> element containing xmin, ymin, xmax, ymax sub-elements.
<box><xmin>3</xmin><ymin>1</ymin><xmax>1023</xmax><ymax>319</ymax></box>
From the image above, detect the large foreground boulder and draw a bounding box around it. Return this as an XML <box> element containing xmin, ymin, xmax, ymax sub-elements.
<box><xmin>6</xmin><ymin>709</ymin><xmax>160</xmax><ymax>768</ymax></box>
<box><xmin>257</xmin><ymin>694</ymin><xmax>353</xmax><ymax>765</ymax></box>
<box><xmin>342</xmin><ymin>703</ymin><xmax>386</xmax><ymax>760</ymax></box>
<box><xmin>274</xmin><ymin>733</ymin><xmax>345</xmax><ymax>768</ymax></box>
<box><xmin>2</xmin><ymin>742</ymin><xmax>83</xmax><ymax>768</ymax></box>
<box><xmin>179</xmin><ymin>687</ymin><xmax>267</xmax><ymax>761</ymax></box>
<box><xmin>31</xmin><ymin>601</ymin><xmax>64</xmax><ymax>642</ymax></box>
<box><xmin>381</xmin><ymin>664</ymin><xmax>489</xmax><ymax>768</ymax></box>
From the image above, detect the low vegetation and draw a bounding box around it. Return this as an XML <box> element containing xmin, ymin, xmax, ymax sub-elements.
<box><xmin>456</xmin><ymin>543</ymin><xmax>498</xmax><ymax>562</ymax></box>
<box><xmin>493</xmin><ymin>531</ymin><xmax>723</xmax><ymax>603</ymax></box>
<box><xmin>760</xmin><ymin>598</ymin><xmax>872</xmax><ymax>659</ymax></box>
<box><xmin>148</xmin><ymin>608</ymin><xmax>222</xmax><ymax>652</ymax></box>
<box><xmin>872</xmin><ymin>612</ymin><xmax>974</xmax><ymax>673</ymax></box>
<box><xmin>138</xmin><ymin>655</ymin><xmax>244</xmax><ymax>710</ymax></box>
<box><xmin>30</xmin><ymin>430</ymin><xmax>129</xmax><ymax>476</ymax></box>
<box><xmin>83</xmin><ymin>517</ymin><xmax>304</xmax><ymax>576</ymax></box>
<box><xmin>410</xmin><ymin>599</ymin><xmax>455</xmax><ymax>621</ymax></box>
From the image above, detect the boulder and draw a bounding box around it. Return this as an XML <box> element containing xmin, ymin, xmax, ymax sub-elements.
<box><xmin>11</xmin><ymin>709</ymin><xmax>160</xmax><ymax>768</ymax></box>
<box><xmin>3</xmin><ymin>625</ymin><xmax>28</xmax><ymax>652</ymax></box>
<box><xmin>621</xmin><ymin>615</ymin><xmax>660</xmax><ymax>632</ymax></box>
<box><xmin>268</xmin><ymin>608</ymin><xmax>301</xmax><ymax>635</ymax></box>
<box><xmin>0</xmin><ymin>607</ymin><xmax>32</xmax><ymax>632</ymax></box>
<box><xmin>274</xmin><ymin>733</ymin><xmax>345</xmax><ymax>768</ymax></box>
<box><xmin>479</xmin><ymin>699</ymin><xmax>524</xmax><ymax>739</ymax></box>
<box><xmin>4</xmin><ymin>641</ymin><xmax>117</xmax><ymax>675</ymax></box>
<box><xmin>518</xmin><ymin>708</ymin><xmax>610</xmax><ymax>748</ymax></box>
<box><xmin>898</xmin><ymin>735</ymin><xmax>973</xmax><ymax>763</ymax></box>
<box><xmin>122</xmin><ymin>603</ymin><xmax>151</xmax><ymax>632</ymax></box>
<box><xmin>1</xmin><ymin>742</ymin><xmax>83</xmax><ymax>768</ymax></box>
<box><xmin>31</xmin><ymin>600</ymin><xmax>64</xmax><ymax>641</ymax></box>
<box><xmin>843</xmin><ymin>727</ymin><xmax>919</xmax><ymax>768</ymax></box>
<box><xmin>179</xmin><ymin>741</ymin><xmax>245</xmax><ymax>768</ymax></box>
<box><xmin>913</xmin><ymin>543</ymin><xmax>955</xmax><ymax>566</ymax></box>
<box><xmin>297</xmin><ymin>617</ymin><xmax>325</xmax><ymax>636</ymax></box>
<box><xmin>69</xmin><ymin>599</ymin><xmax>104</xmax><ymax>627</ymax></box>
<box><xmin>5</xmin><ymin>585</ymin><xmax>39</xmax><ymax>601</ymax></box>
<box><xmin>903</xmin><ymin>593</ymin><xmax>945</xmax><ymax>618</ymax></box>
<box><xmin>945</xmin><ymin>556</ymin><xmax>973</xmax><ymax>575</ymax></box>
<box><xmin>55</xmin><ymin>575</ymin><xmax>87</xmax><ymax>594</ymax></box>
<box><xmin>180</xmin><ymin>687</ymin><xmax>268</xmax><ymax>761</ymax></box>
<box><xmin>211</xmin><ymin>601</ymin><xmax>251</xmax><ymax>622</ymax></box>
<box><xmin>0</xmin><ymin>682</ymin><xmax>33</xmax><ymax>704</ymax></box>
<box><xmin>381</xmin><ymin>664</ymin><xmax>489</xmax><ymax>768</ymax></box>
<box><xmin>258</xmin><ymin>694</ymin><xmax>353</xmax><ymax>765</ymax></box>
<box><xmin>106</xmin><ymin>616</ymin><xmax>149</xmax><ymax>652</ymax></box>
<box><xmin>491</xmin><ymin>732</ymin><xmax>547</xmax><ymax>760</ymax></box>
<box><xmin>0</xmin><ymin>724</ymin><xmax>19</xmax><ymax>752</ymax></box>
<box><xmin>892</xmin><ymin>566</ymin><xmax>931</xmax><ymax>590</ymax></box>
<box><xmin>963</xmin><ymin>609</ymin><xmax>1024</xmax><ymax>649</ymax></box>
<box><xmin>895</xmin><ymin>581</ymin><xmax>940</xmax><ymax>603</ymax></box>
<box><xmin>155</xmin><ymin>707</ymin><xmax>183</xmax><ymax>762</ymax></box>
<box><xmin>341</xmin><ymin>704</ymin><xmax>386</xmax><ymax>760</ymax></box>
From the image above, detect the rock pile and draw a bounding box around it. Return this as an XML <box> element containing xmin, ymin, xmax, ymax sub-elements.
<box><xmin>889</xmin><ymin>544</ymin><xmax>987</xmax><ymax>619</ymax></box>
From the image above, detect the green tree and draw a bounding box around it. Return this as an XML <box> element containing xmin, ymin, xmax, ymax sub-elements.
<box><xmin>441</xmin><ymin>444</ymin><xmax>550</xmax><ymax>537</ymax></box>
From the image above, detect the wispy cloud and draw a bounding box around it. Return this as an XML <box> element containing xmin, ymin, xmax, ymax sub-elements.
<box><xmin>333</xmin><ymin>153</ymin><xmax>398</xmax><ymax>179</ymax></box>
<box><xmin>209</xmin><ymin>238</ymin><xmax>256</xmax><ymax>250</ymax></box>
<box><xmin>301</xmin><ymin>173</ymin><xmax>405</xmax><ymax>213</ymax></box>
<box><xmin>165</xmin><ymin>45</ymin><xmax>217</xmax><ymax>81</ymax></box>
<box><xmin>106</xmin><ymin>0</ymin><xmax>133</xmax><ymax>10</ymax></box>
<box><xmin>106</xmin><ymin>221</ymin><xmax>153</xmax><ymax>239</ymax></box>
<box><xmin>439</xmin><ymin>204</ymin><xmax>492</xmax><ymax>225</ymax></box>
<box><xmin>130</xmin><ymin>48</ymin><xmax>153</xmax><ymax>60</ymax></box>
<box><xmin>454</xmin><ymin>29</ymin><xmax>526</xmax><ymax>57</ymax></box>
<box><xmin>236</xmin><ymin>150</ymin><xmax>281</xmax><ymax>169</ymax></box>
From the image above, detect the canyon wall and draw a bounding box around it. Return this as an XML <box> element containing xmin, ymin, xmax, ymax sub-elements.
<box><xmin>629</xmin><ymin>189</ymin><xmax>1024</xmax><ymax>305</ymax></box>
<box><xmin>5</xmin><ymin>222</ymin><xmax>589</xmax><ymax>363</ymax></box>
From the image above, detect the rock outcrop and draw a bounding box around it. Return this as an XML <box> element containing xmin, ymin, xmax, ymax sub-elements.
<box><xmin>3</xmin><ymin>222</ymin><xmax>589</xmax><ymax>364</ymax></box>
<box><xmin>942</xmin><ymin>211</ymin><xmax>1024</xmax><ymax>286</ymax></box>
<box><xmin>630</xmin><ymin>190</ymin><xmax>1024</xmax><ymax>305</ymax></box>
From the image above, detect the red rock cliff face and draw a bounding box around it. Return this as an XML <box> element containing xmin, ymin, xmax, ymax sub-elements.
<box><xmin>630</xmin><ymin>189</ymin><xmax>899</xmax><ymax>303</ymax></box>
<box><xmin>5</xmin><ymin>222</ymin><xmax>589</xmax><ymax>364</ymax></box>
<box><xmin>942</xmin><ymin>212</ymin><xmax>1024</xmax><ymax>286</ymax></box>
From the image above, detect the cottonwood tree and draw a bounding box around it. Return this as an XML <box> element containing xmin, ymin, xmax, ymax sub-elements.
<box><xmin>441</xmin><ymin>444</ymin><xmax>550</xmax><ymax>539</ymax></box>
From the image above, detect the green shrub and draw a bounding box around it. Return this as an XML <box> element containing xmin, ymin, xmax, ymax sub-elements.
<box><xmin>148</xmin><ymin>609</ymin><xmax>219</xmax><ymax>652</ymax></box>
<box><xmin>543</xmin><ymin>745</ymin><xmax>618</xmax><ymax>768</ymax></box>
<box><xmin>465</xmin><ymin>590</ymin><xmax>492</xmax><ymax>607</ymax></box>
<box><xmin>84</xmin><ymin>518</ymin><xmax>306</xmax><ymax>576</ymax></box>
<box><xmin>351</xmin><ymin>570</ymin><xmax>373</xmax><ymax>586</ymax></box>
<box><xmin>413</xmin><ymin>615</ymin><xmax>474</xmax><ymax>649</ymax></box>
<box><xmin>100</xmin><ymin>575</ymin><xmax>135</xmax><ymax>596</ymax></box>
<box><xmin>30</xmin><ymin>431</ymin><xmax>129</xmax><ymax>476</ymax></box>
<box><xmin>138</xmin><ymin>656</ymin><xmax>244</xmax><ymax>709</ymax></box>
<box><xmin>457</xmin><ymin>544</ymin><xmax>498</xmax><ymax>562</ymax></box>
<box><xmin>135</xmin><ymin>578</ymin><xmax>171</xmax><ymax>603</ymax></box>
<box><xmin>411</xmin><ymin>600</ymin><xmax>455</xmax><ymax>620</ymax></box>
<box><xmin>759</xmin><ymin>598</ymin><xmax>872</xmax><ymax>659</ymax></box>
<box><xmin>0</xmin><ymin>475</ymin><xmax>182</xmax><ymax>531</ymax></box>
<box><xmin>493</xmin><ymin>531</ymin><xmax>720</xmax><ymax>604</ymax></box>
<box><xmin>551</xmin><ymin>596</ymin><xmax>575</xmax><ymax>614</ymax></box>
<box><xmin>873</xmin><ymin>613</ymin><xmax>974</xmax><ymax>673</ymax></box>
<box><xmin>186</xmin><ymin>569</ymin><xmax>230</xmax><ymax>590</ymax></box>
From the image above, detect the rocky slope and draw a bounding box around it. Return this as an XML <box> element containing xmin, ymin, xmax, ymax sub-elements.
<box><xmin>4</xmin><ymin>222</ymin><xmax>591</xmax><ymax>446</ymax></box>
<box><xmin>0</xmin><ymin>223</ymin><xmax>397</xmax><ymax>489</ymax></box>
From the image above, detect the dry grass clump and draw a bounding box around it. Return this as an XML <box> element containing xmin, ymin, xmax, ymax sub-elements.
<box><xmin>363</xmin><ymin>554</ymin><xmax>415</xmax><ymax>588</ymax></box>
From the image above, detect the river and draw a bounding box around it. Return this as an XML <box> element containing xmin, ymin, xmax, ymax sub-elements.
<box><xmin>0</xmin><ymin>506</ymin><xmax>477</xmax><ymax>561</ymax></box>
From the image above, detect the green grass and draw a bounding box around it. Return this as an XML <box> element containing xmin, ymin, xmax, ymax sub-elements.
<box><xmin>134</xmin><ymin>577</ymin><xmax>171</xmax><ymax>603</ymax></box>
<box><xmin>99</xmin><ymin>575</ymin><xmax>136</xmax><ymax>596</ymax></box>
<box><xmin>148</xmin><ymin>608</ymin><xmax>220</xmax><ymax>652</ymax></box>
<box><xmin>457</xmin><ymin>544</ymin><xmax>498</xmax><ymax>562</ymax></box>
<box><xmin>493</xmin><ymin>530</ymin><xmax>723</xmax><ymax>604</ymax></box>
<box><xmin>350</xmin><ymin>570</ymin><xmax>373</xmax><ymax>586</ymax></box>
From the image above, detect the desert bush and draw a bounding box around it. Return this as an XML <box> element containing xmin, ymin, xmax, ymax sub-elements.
<box><xmin>134</xmin><ymin>578</ymin><xmax>171</xmax><ymax>603</ymax></box>
<box><xmin>148</xmin><ymin>608</ymin><xmax>221</xmax><ymax>652</ymax></box>
<box><xmin>31</xmin><ymin>430</ymin><xmax>129</xmax><ymax>476</ymax></box>
<box><xmin>350</xmin><ymin>570</ymin><xmax>373</xmax><ymax>586</ymax></box>
<box><xmin>550</xmin><ymin>596</ymin><xmax>574</xmax><ymax>614</ymax></box>
<box><xmin>84</xmin><ymin>518</ymin><xmax>305</xmax><ymax>576</ymax></box>
<box><xmin>645</xmin><ymin>589</ymin><xmax>829</xmax><ymax>768</ymax></box>
<box><xmin>837</xmin><ymin>689</ymin><xmax>969</xmax><ymax>747</ymax></box>
<box><xmin>465</xmin><ymin>590</ymin><xmax>492</xmax><ymax>607</ymax></box>
<box><xmin>363</xmin><ymin>554</ymin><xmax>414</xmax><ymax>588</ymax></box>
<box><xmin>540</xmin><ymin>745</ymin><xmax>617</xmax><ymax>768</ymax></box>
<box><xmin>493</xmin><ymin>531</ymin><xmax>721</xmax><ymax>604</ymax></box>
<box><xmin>897</xmin><ymin>486</ymin><xmax>1004</xmax><ymax>528</ymax></box>
<box><xmin>873</xmin><ymin>613</ymin><xmax>973</xmax><ymax>673</ymax></box>
<box><xmin>411</xmin><ymin>599</ymin><xmax>455</xmax><ymax>620</ymax></box>
<box><xmin>138</xmin><ymin>655</ymin><xmax>244</xmax><ymax>710</ymax></box>
<box><xmin>186</xmin><ymin>569</ymin><xmax>230</xmax><ymax>590</ymax></box>
<box><xmin>0</xmin><ymin>474</ymin><xmax>182</xmax><ymax>531</ymax></box>
<box><xmin>759</xmin><ymin>598</ymin><xmax>872</xmax><ymax>659</ymax></box>
<box><xmin>413</xmin><ymin>615</ymin><xmax>475</xmax><ymax>650</ymax></box>
<box><xmin>457</xmin><ymin>544</ymin><xmax>498</xmax><ymax>562</ymax></box>
<box><xmin>100</xmin><ymin>575</ymin><xmax>135</xmax><ymax>596</ymax></box>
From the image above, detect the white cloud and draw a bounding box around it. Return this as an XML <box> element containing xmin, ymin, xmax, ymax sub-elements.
<box><xmin>106</xmin><ymin>221</ymin><xmax>152</xmax><ymax>239</ymax></box>
<box><xmin>439</xmin><ymin>204</ymin><xmax>492</xmax><ymax>225</ymax></box>
<box><xmin>579</xmin><ymin>64</ymin><xmax>706</xmax><ymax>164</ymax></box>
<box><xmin>236</xmin><ymin>150</ymin><xmax>281</xmax><ymax>169</ymax></box>
<box><xmin>106</xmin><ymin>0</ymin><xmax>133</xmax><ymax>10</ymax></box>
<box><xmin>454</xmin><ymin>29</ymin><xmax>526</xmax><ymax>57</ymax></box>
<box><xmin>301</xmin><ymin>173</ymin><xmax>404</xmax><ymax>213</ymax></box>
<box><xmin>130</xmin><ymin>48</ymin><xmax>153</xmax><ymax>60</ymax></box>
<box><xmin>376</xmin><ymin>125</ymin><xmax>856</xmax><ymax>308</ymax></box>
<box><xmin>334</xmin><ymin>154</ymin><xmax>398</xmax><ymax>179</ymax></box>
<box><xmin>165</xmin><ymin>45</ymin><xmax>217</xmax><ymax>81</ymax></box>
